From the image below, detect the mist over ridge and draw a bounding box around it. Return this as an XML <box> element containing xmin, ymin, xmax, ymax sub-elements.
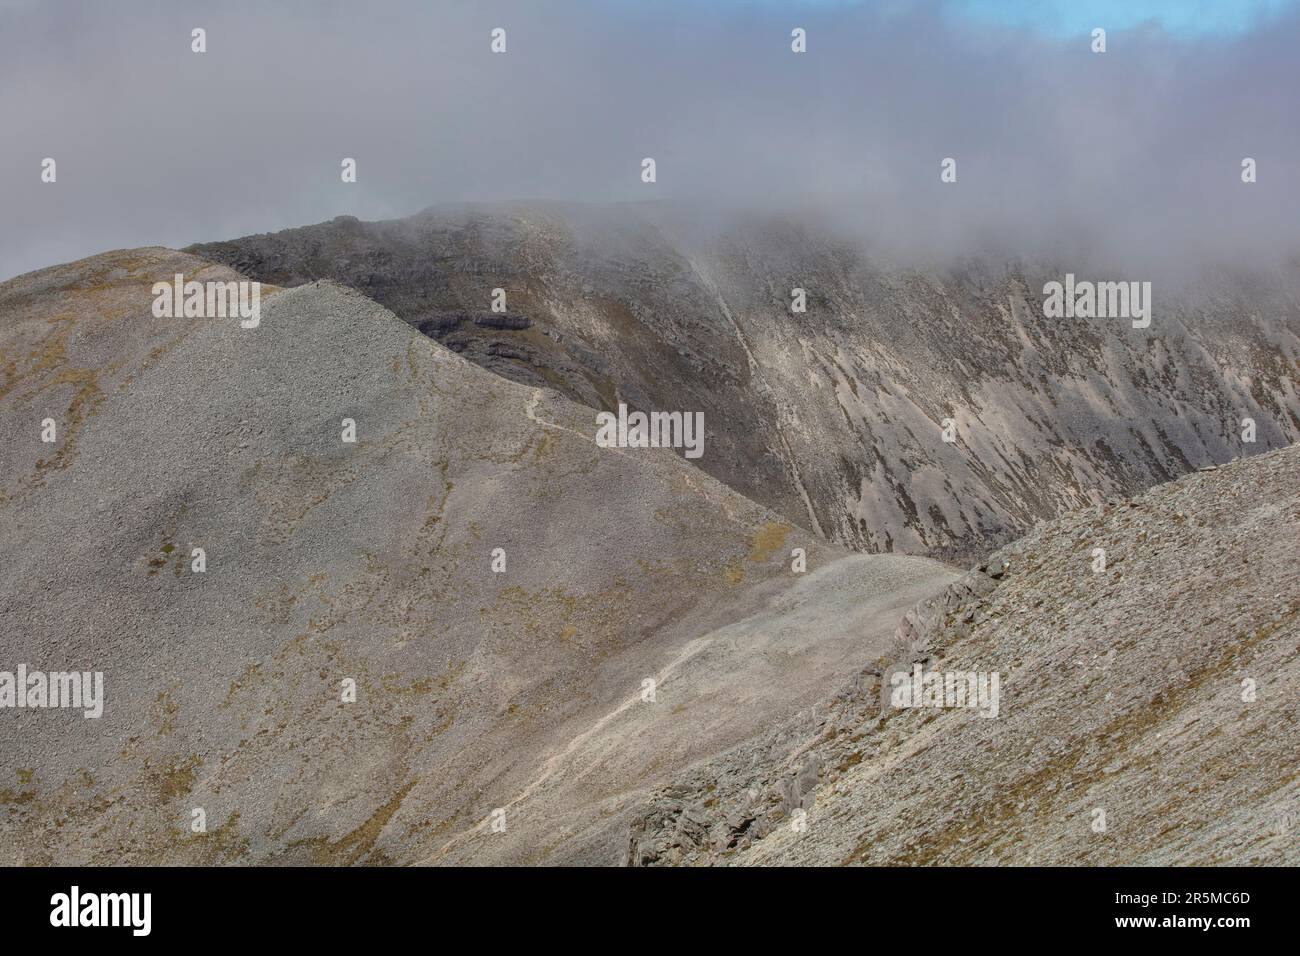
<box><xmin>4</xmin><ymin>0</ymin><xmax>1300</xmax><ymax>279</ymax></box>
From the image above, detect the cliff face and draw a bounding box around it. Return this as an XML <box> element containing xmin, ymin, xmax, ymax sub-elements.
<box><xmin>628</xmin><ymin>445</ymin><xmax>1300</xmax><ymax>867</ymax></box>
<box><xmin>189</xmin><ymin>203</ymin><xmax>1300</xmax><ymax>564</ymax></box>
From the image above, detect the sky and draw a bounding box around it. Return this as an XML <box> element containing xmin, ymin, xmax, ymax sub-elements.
<box><xmin>949</xmin><ymin>0</ymin><xmax>1296</xmax><ymax>36</ymax></box>
<box><xmin>2</xmin><ymin>0</ymin><xmax>1299</xmax><ymax>279</ymax></box>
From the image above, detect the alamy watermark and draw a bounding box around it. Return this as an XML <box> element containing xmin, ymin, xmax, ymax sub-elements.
<box><xmin>885</xmin><ymin>663</ymin><xmax>1000</xmax><ymax>719</ymax></box>
<box><xmin>0</xmin><ymin>665</ymin><xmax>103</xmax><ymax>718</ymax></box>
<box><xmin>595</xmin><ymin>402</ymin><xmax>705</xmax><ymax>459</ymax></box>
<box><xmin>152</xmin><ymin>274</ymin><xmax>261</xmax><ymax>328</ymax></box>
<box><xmin>50</xmin><ymin>886</ymin><xmax>150</xmax><ymax>936</ymax></box>
<box><xmin>1042</xmin><ymin>274</ymin><xmax>1151</xmax><ymax>329</ymax></box>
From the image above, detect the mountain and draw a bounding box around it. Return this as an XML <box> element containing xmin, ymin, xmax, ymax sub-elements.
<box><xmin>189</xmin><ymin>202</ymin><xmax>1300</xmax><ymax>564</ymax></box>
<box><xmin>5</xmin><ymin>206</ymin><xmax>1296</xmax><ymax>866</ymax></box>
<box><xmin>628</xmin><ymin>445</ymin><xmax>1300</xmax><ymax>866</ymax></box>
<box><xmin>0</xmin><ymin>248</ymin><xmax>954</xmax><ymax>864</ymax></box>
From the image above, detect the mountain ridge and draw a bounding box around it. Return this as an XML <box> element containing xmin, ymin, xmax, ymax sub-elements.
<box><xmin>188</xmin><ymin>202</ymin><xmax>1300</xmax><ymax>565</ymax></box>
<box><xmin>0</xmin><ymin>247</ymin><xmax>956</xmax><ymax>865</ymax></box>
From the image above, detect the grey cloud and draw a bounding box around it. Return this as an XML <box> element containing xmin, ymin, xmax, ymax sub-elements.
<box><xmin>2</xmin><ymin>0</ymin><xmax>1298</xmax><ymax>279</ymax></box>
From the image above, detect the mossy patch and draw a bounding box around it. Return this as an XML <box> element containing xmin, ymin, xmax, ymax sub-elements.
<box><xmin>748</xmin><ymin>522</ymin><xmax>792</xmax><ymax>564</ymax></box>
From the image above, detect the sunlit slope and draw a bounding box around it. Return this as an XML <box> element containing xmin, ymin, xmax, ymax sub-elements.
<box><xmin>0</xmin><ymin>248</ymin><xmax>955</xmax><ymax>864</ymax></box>
<box><xmin>630</xmin><ymin>446</ymin><xmax>1300</xmax><ymax>866</ymax></box>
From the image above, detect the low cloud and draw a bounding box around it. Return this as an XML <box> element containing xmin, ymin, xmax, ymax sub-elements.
<box><xmin>2</xmin><ymin>0</ymin><xmax>1298</xmax><ymax>278</ymax></box>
